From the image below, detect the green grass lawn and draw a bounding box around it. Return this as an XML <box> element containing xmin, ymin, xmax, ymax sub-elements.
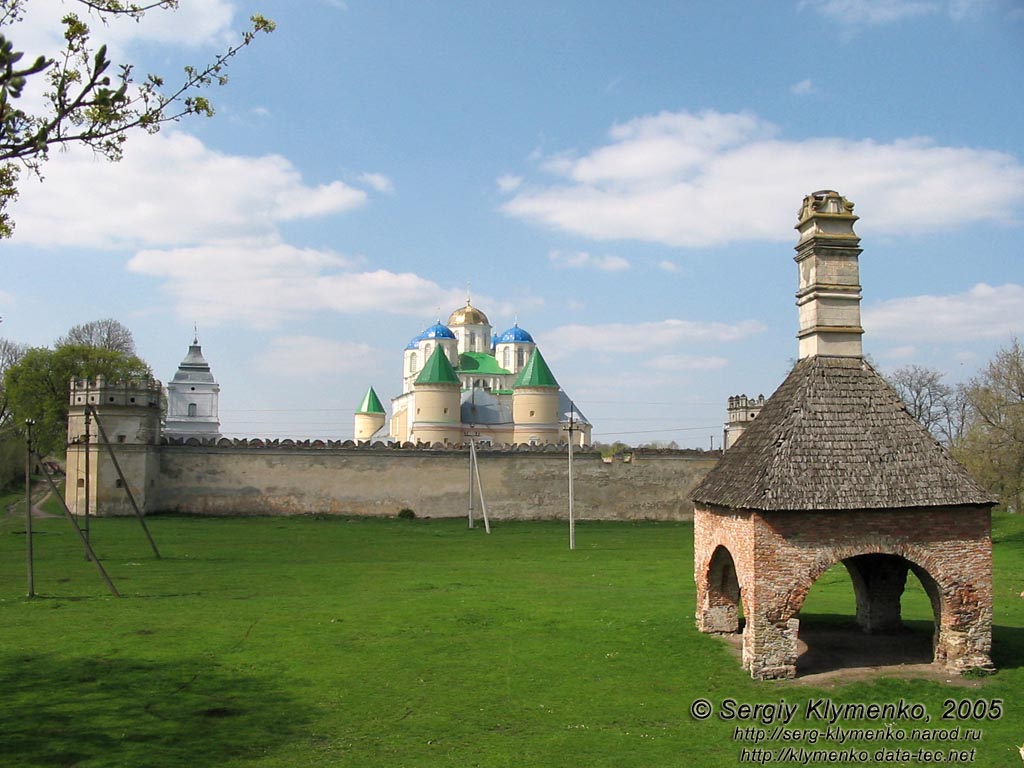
<box><xmin>1</xmin><ymin>505</ymin><xmax>1022</xmax><ymax>767</ymax></box>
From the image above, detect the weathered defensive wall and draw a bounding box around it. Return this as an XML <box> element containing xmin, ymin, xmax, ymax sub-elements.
<box><xmin>150</xmin><ymin>442</ymin><xmax>719</xmax><ymax>520</ymax></box>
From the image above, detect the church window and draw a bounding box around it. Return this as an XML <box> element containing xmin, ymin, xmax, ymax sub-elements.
<box><xmin>188</xmin><ymin>403</ymin><xmax>197</xmax><ymax>417</ymax></box>
<box><xmin>517</xmin><ymin>349</ymin><xmax>524</xmax><ymax>368</ymax></box>
<box><xmin>410</xmin><ymin>352</ymin><xmax>417</xmax><ymax>373</ymax></box>
<box><xmin>469</xmin><ymin>331</ymin><xmax>476</xmax><ymax>349</ymax></box>
<box><xmin>503</xmin><ymin>348</ymin><xmax>510</xmax><ymax>368</ymax></box>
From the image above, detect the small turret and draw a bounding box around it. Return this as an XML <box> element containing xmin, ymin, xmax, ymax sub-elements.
<box><xmin>512</xmin><ymin>348</ymin><xmax>561</xmax><ymax>445</ymax></box>
<box><xmin>354</xmin><ymin>386</ymin><xmax>387</xmax><ymax>441</ymax></box>
<box><xmin>410</xmin><ymin>346</ymin><xmax>463</xmax><ymax>445</ymax></box>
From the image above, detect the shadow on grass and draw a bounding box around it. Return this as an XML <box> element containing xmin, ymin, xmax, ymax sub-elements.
<box><xmin>0</xmin><ymin>652</ymin><xmax>312</xmax><ymax>768</ymax></box>
<box><xmin>795</xmin><ymin>616</ymin><xmax>1024</xmax><ymax>676</ymax></box>
<box><xmin>991</xmin><ymin>624</ymin><xmax>1024</xmax><ymax>670</ymax></box>
<box><xmin>795</xmin><ymin>615</ymin><xmax>934</xmax><ymax>676</ymax></box>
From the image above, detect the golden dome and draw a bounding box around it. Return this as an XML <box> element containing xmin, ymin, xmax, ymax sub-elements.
<box><xmin>447</xmin><ymin>299</ymin><xmax>489</xmax><ymax>327</ymax></box>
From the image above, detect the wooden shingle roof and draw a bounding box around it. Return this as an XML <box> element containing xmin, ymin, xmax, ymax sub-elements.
<box><xmin>692</xmin><ymin>356</ymin><xmax>995</xmax><ymax>511</ymax></box>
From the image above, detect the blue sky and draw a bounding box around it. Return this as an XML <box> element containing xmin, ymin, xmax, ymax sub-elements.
<box><xmin>4</xmin><ymin>0</ymin><xmax>1023</xmax><ymax>446</ymax></box>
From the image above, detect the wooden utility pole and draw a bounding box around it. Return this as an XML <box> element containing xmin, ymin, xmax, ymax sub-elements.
<box><xmin>24</xmin><ymin>419</ymin><xmax>34</xmax><ymax>598</ymax></box>
<box><xmin>83</xmin><ymin>409</ymin><xmax>91</xmax><ymax>559</ymax></box>
<box><xmin>33</xmin><ymin>450</ymin><xmax>120</xmax><ymax>597</ymax></box>
<box><xmin>566</xmin><ymin>402</ymin><xmax>576</xmax><ymax>551</ymax></box>
<box><xmin>88</xmin><ymin>406</ymin><xmax>161</xmax><ymax>559</ymax></box>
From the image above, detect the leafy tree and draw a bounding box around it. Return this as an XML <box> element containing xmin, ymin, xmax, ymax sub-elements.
<box><xmin>0</xmin><ymin>1</ymin><xmax>274</xmax><ymax>237</ymax></box>
<box><xmin>955</xmin><ymin>338</ymin><xmax>1024</xmax><ymax>513</ymax></box>
<box><xmin>0</xmin><ymin>336</ymin><xmax>26</xmax><ymax>488</ymax></box>
<box><xmin>0</xmin><ymin>335</ymin><xmax>25</xmax><ymax>425</ymax></box>
<box><xmin>56</xmin><ymin>317</ymin><xmax>135</xmax><ymax>355</ymax></box>
<box><xmin>886</xmin><ymin>364</ymin><xmax>966</xmax><ymax>445</ymax></box>
<box><xmin>4</xmin><ymin>343</ymin><xmax>150</xmax><ymax>456</ymax></box>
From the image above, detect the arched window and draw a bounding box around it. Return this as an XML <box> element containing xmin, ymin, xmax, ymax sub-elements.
<box><xmin>517</xmin><ymin>349</ymin><xmax>525</xmax><ymax>368</ymax></box>
<box><xmin>469</xmin><ymin>331</ymin><xmax>477</xmax><ymax>350</ymax></box>
<box><xmin>187</xmin><ymin>403</ymin><xmax>197</xmax><ymax>417</ymax></box>
<box><xmin>503</xmin><ymin>348</ymin><xmax>510</xmax><ymax>368</ymax></box>
<box><xmin>409</xmin><ymin>352</ymin><xmax>417</xmax><ymax>374</ymax></box>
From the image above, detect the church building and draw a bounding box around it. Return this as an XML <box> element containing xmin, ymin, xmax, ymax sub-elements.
<box><xmin>357</xmin><ymin>298</ymin><xmax>591</xmax><ymax>446</ymax></box>
<box><xmin>164</xmin><ymin>334</ymin><xmax>222</xmax><ymax>440</ymax></box>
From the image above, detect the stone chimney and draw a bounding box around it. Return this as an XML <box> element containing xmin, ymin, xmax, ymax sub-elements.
<box><xmin>793</xmin><ymin>190</ymin><xmax>864</xmax><ymax>359</ymax></box>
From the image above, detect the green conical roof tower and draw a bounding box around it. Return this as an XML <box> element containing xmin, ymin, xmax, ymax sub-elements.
<box><xmin>356</xmin><ymin>386</ymin><xmax>385</xmax><ymax>414</ymax></box>
<box><xmin>513</xmin><ymin>348</ymin><xmax>558</xmax><ymax>388</ymax></box>
<box><xmin>415</xmin><ymin>345</ymin><xmax>460</xmax><ymax>385</ymax></box>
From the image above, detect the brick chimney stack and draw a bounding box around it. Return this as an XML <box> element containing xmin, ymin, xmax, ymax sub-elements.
<box><xmin>793</xmin><ymin>190</ymin><xmax>864</xmax><ymax>359</ymax></box>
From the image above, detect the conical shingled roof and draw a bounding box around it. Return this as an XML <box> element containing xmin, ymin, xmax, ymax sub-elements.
<box><xmin>513</xmin><ymin>348</ymin><xmax>558</xmax><ymax>388</ymax></box>
<box><xmin>415</xmin><ymin>345</ymin><xmax>460</xmax><ymax>385</ymax></box>
<box><xmin>692</xmin><ymin>356</ymin><xmax>995</xmax><ymax>511</ymax></box>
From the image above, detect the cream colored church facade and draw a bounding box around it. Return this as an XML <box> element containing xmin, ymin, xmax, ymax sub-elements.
<box><xmin>355</xmin><ymin>299</ymin><xmax>591</xmax><ymax>446</ymax></box>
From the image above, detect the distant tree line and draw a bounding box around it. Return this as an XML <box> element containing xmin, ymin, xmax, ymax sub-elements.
<box><xmin>886</xmin><ymin>338</ymin><xmax>1024</xmax><ymax>514</ymax></box>
<box><xmin>0</xmin><ymin>318</ymin><xmax>149</xmax><ymax>489</ymax></box>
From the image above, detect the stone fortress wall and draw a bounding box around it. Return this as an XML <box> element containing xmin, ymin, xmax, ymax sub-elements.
<box><xmin>66</xmin><ymin>377</ymin><xmax>720</xmax><ymax>521</ymax></box>
<box><xmin>150</xmin><ymin>439</ymin><xmax>719</xmax><ymax>520</ymax></box>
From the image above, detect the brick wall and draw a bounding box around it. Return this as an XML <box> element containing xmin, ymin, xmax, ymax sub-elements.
<box><xmin>695</xmin><ymin>504</ymin><xmax>992</xmax><ymax>679</ymax></box>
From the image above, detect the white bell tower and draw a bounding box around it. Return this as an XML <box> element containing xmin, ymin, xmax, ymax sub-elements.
<box><xmin>165</xmin><ymin>331</ymin><xmax>221</xmax><ymax>439</ymax></box>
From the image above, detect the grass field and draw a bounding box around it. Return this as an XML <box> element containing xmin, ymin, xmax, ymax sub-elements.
<box><xmin>1</xmin><ymin>500</ymin><xmax>1022</xmax><ymax>767</ymax></box>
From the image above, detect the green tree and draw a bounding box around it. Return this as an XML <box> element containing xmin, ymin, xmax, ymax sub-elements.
<box><xmin>4</xmin><ymin>343</ymin><xmax>150</xmax><ymax>456</ymax></box>
<box><xmin>954</xmin><ymin>338</ymin><xmax>1024</xmax><ymax>513</ymax></box>
<box><xmin>0</xmin><ymin>336</ymin><xmax>26</xmax><ymax>489</ymax></box>
<box><xmin>0</xmin><ymin>1</ymin><xmax>274</xmax><ymax>237</ymax></box>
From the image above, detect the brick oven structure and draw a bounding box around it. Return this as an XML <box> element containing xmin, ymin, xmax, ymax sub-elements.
<box><xmin>691</xmin><ymin>191</ymin><xmax>995</xmax><ymax>680</ymax></box>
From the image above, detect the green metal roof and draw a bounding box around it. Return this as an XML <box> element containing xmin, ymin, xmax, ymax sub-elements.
<box><xmin>415</xmin><ymin>345</ymin><xmax>461</xmax><ymax>385</ymax></box>
<box><xmin>513</xmin><ymin>348</ymin><xmax>559</xmax><ymax>388</ymax></box>
<box><xmin>458</xmin><ymin>352</ymin><xmax>512</xmax><ymax>376</ymax></box>
<box><xmin>356</xmin><ymin>386</ymin><xmax>385</xmax><ymax>414</ymax></box>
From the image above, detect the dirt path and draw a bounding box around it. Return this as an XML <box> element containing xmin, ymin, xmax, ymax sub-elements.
<box><xmin>4</xmin><ymin>483</ymin><xmax>61</xmax><ymax>519</ymax></box>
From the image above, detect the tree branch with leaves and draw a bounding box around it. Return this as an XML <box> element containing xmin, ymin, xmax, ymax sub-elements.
<box><xmin>0</xmin><ymin>0</ymin><xmax>274</xmax><ymax>237</ymax></box>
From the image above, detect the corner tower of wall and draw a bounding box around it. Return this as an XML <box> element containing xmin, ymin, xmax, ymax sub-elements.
<box><xmin>65</xmin><ymin>376</ymin><xmax>162</xmax><ymax>517</ymax></box>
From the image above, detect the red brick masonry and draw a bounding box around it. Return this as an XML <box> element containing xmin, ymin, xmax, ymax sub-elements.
<box><xmin>694</xmin><ymin>504</ymin><xmax>993</xmax><ymax>680</ymax></box>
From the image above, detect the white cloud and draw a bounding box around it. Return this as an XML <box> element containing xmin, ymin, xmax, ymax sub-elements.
<box><xmin>128</xmin><ymin>238</ymin><xmax>469</xmax><ymax>328</ymax></box>
<box><xmin>255</xmin><ymin>335</ymin><xmax>380</xmax><ymax>376</ymax></box>
<box><xmin>11</xmin><ymin>131</ymin><xmax>367</xmax><ymax>249</ymax></box>
<box><xmin>879</xmin><ymin>345</ymin><xmax>919</xmax><ymax>361</ymax></box>
<box><xmin>358</xmin><ymin>172</ymin><xmax>395</xmax><ymax>194</ymax></box>
<box><xmin>497</xmin><ymin>174</ymin><xmax>523</xmax><ymax>193</ymax></box>
<box><xmin>15</xmin><ymin>0</ymin><xmax>236</xmax><ymax>60</ymax></box>
<box><xmin>646</xmin><ymin>355</ymin><xmax>730</xmax><ymax>371</ymax></box>
<box><xmin>863</xmin><ymin>283</ymin><xmax>1024</xmax><ymax>342</ymax></box>
<box><xmin>543</xmin><ymin>318</ymin><xmax>766</xmax><ymax>357</ymax></box>
<box><xmin>801</xmin><ymin>0</ymin><xmax>990</xmax><ymax>25</ymax></box>
<box><xmin>800</xmin><ymin>0</ymin><xmax>939</xmax><ymax>25</ymax></box>
<box><xmin>790</xmin><ymin>79</ymin><xmax>816</xmax><ymax>96</ymax></box>
<box><xmin>658</xmin><ymin>260</ymin><xmax>680</xmax><ymax>272</ymax></box>
<box><xmin>501</xmin><ymin>109</ymin><xmax>1024</xmax><ymax>248</ymax></box>
<box><xmin>548</xmin><ymin>250</ymin><xmax>630</xmax><ymax>272</ymax></box>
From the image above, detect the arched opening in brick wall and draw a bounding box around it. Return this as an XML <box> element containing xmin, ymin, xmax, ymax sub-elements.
<box><xmin>698</xmin><ymin>545</ymin><xmax>744</xmax><ymax>634</ymax></box>
<box><xmin>792</xmin><ymin>553</ymin><xmax>939</xmax><ymax>675</ymax></box>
